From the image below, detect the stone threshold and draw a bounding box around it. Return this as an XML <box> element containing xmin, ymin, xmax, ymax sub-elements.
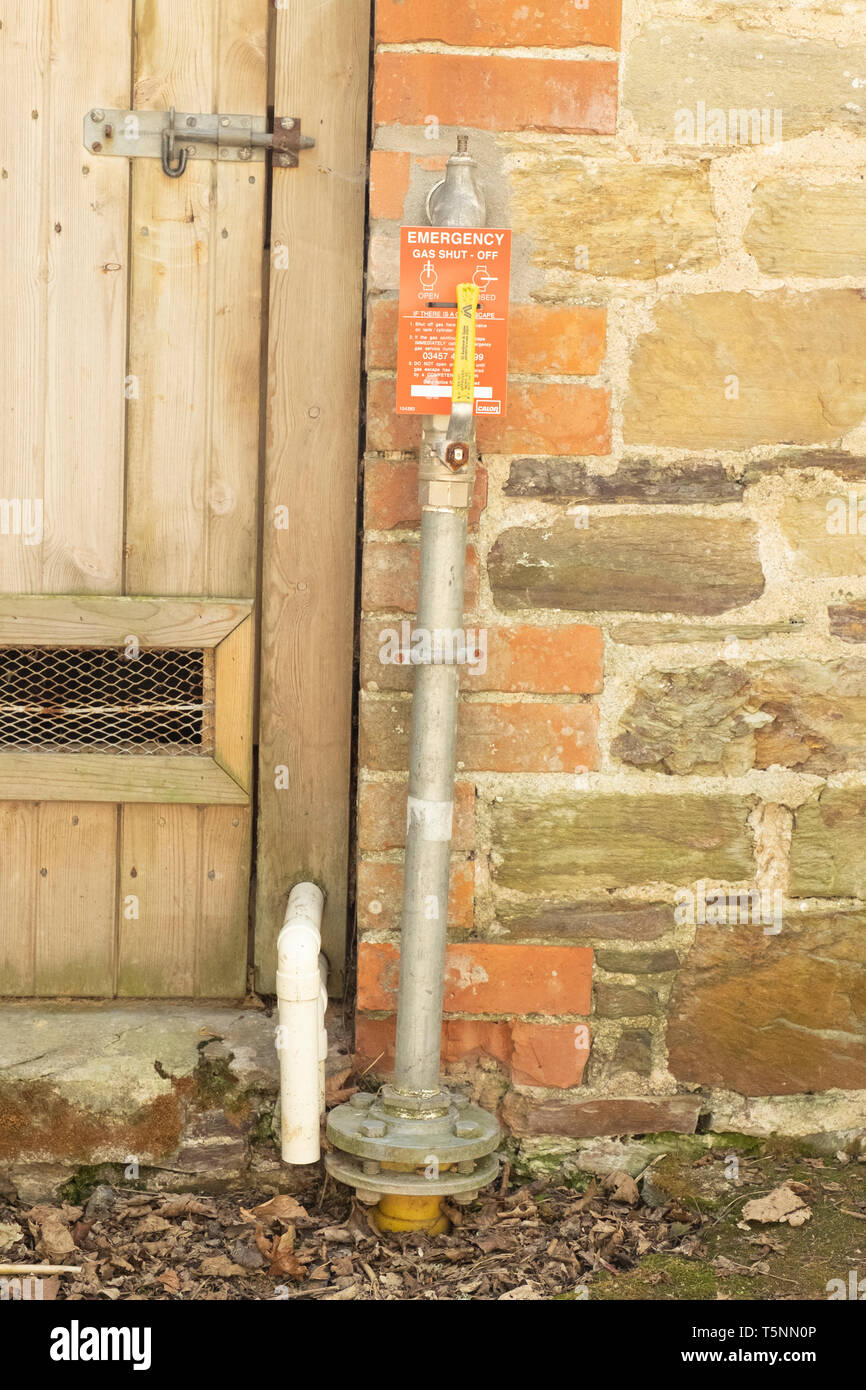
<box><xmin>0</xmin><ymin>1000</ymin><xmax>350</xmax><ymax>1203</ymax></box>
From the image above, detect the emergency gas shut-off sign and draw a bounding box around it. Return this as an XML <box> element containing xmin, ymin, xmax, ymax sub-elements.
<box><xmin>396</xmin><ymin>226</ymin><xmax>511</xmax><ymax>416</ymax></box>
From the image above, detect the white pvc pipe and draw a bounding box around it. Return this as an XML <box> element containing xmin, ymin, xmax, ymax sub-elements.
<box><xmin>276</xmin><ymin>882</ymin><xmax>327</xmax><ymax>1164</ymax></box>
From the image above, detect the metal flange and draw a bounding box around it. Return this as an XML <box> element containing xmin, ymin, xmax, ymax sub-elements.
<box><xmin>326</xmin><ymin>1086</ymin><xmax>500</xmax><ymax>1198</ymax></box>
<box><xmin>325</xmin><ymin>1149</ymin><xmax>499</xmax><ymax>1204</ymax></box>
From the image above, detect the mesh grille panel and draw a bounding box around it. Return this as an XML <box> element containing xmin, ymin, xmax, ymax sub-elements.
<box><xmin>0</xmin><ymin>647</ymin><xmax>214</xmax><ymax>753</ymax></box>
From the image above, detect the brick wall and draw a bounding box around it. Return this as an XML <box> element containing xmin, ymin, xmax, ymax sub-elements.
<box><xmin>358</xmin><ymin>0</ymin><xmax>866</xmax><ymax>1154</ymax></box>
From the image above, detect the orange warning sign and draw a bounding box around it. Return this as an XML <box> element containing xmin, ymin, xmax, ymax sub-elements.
<box><xmin>396</xmin><ymin>226</ymin><xmax>511</xmax><ymax>416</ymax></box>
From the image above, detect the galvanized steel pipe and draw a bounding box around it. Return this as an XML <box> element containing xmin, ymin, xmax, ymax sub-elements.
<box><xmin>392</xmin><ymin>137</ymin><xmax>486</xmax><ymax>1099</ymax></box>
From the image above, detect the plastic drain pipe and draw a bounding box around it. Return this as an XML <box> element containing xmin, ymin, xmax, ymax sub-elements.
<box><xmin>325</xmin><ymin>136</ymin><xmax>500</xmax><ymax>1233</ymax></box>
<box><xmin>277</xmin><ymin>882</ymin><xmax>328</xmax><ymax>1164</ymax></box>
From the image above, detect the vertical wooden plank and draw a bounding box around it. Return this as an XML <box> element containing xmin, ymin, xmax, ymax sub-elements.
<box><xmin>209</xmin><ymin>6</ymin><xmax>267</xmax><ymax>598</ymax></box>
<box><xmin>125</xmin><ymin>1</ymin><xmax>214</xmax><ymax>596</ymax></box>
<box><xmin>126</xmin><ymin>0</ymin><xmax>266</xmax><ymax>596</ymax></box>
<box><xmin>35</xmin><ymin>804</ymin><xmax>117</xmax><ymax>995</ymax></box>
<box><xmin>0</xmin><ymin>4</ymin><xmax>128</xmax><ymax>998</ymax></box>
<box><xmin>120</xmin><ymin>0</ymin><xmax>264</xmax><ymax>996</ymax></box>
<box><xmin>215</xmin><ymin>617</ymin><xmax>254</xmax><ymax>789</ymax></box>
<box><xmin>0</xmin><ymin>2</ymin><xmax>50</xmax><ymax>594</ymax></box>
<box><xmin>43</xmin><ymin>0</ymin><xmax>131</xmax><ymax>593</ymax></box>
<box><xmin>0</xmin><ymin>804</ymin><xmax>39</xmax><ymax>995</ymax></box>
<box><xmin>256</xmin><ymin>0</ymin><xmax>370</xmax><ymax>993</ymax></box>
<box><xmin>36</xmin><ymin>1</ymin><xmax>132</xmax><ymax>992</ymax></box>
<box><xmin>196</xmin><ymin>807</ymin><xmax>250</xmax><ymax>996</ymax></box>
<box><xmin>118</xmin><ymin>805</ymin><xmax>250</xmax><ymax>997</ymax></box>
<box><xmin>117</xmin><ymin>804</ymin><xmax>199</xmax><ymax>997</ymax></box>
<box><xmin>0</xmin><ymin>7</ymin><xmax>48</xmax><ymax>990</ymax></box>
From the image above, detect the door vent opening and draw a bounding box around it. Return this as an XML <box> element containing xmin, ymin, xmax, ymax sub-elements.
<box><xmin>0</xmin><ymin>647</ymin><xmax>214</xmax><ymax>754</ymax></box>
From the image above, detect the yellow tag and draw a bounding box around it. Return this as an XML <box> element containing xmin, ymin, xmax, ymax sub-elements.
<box><xmin>451</xmin><ymin>282</ymin><xmax>480</xmax><ymax>407</ymax></box>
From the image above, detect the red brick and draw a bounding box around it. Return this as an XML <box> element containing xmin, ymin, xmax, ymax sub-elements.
<box><xmin>368</xmin><ymin>377</ymin><xmax>611</xmax><ymax>457</ymax></box>
<box><xmin>442</xmin><ymin>1019</ymin><xmax>512</xmax><ymax>1068</ymax></box>
<box><xmin>478</xmin><ymin>383</ymin><xmax>611</xmax><ymax>456</ymax></box>
<box><xmin>369</xmin><ymin>149</ymin><xmax>412</xmax><ymax>220</ymax></box>
<box><xmin>375</xmin><ymin>54</ymin><xmax>618</xmax><ymax>134</ymax></box>
<box><xmin>360</xmin><ymin>698</ymin><xmax>600</xmax><ymax>773</ymax></box>
<box><xmin>358</xmin><ymin>778</ymin><xmax>476</xmax><ymax>851</ymax></box>
<box><xmin>376</xmin><ymin>0</ymin><xmax>622</xmax><ymax>50</ymax></box>
<box><xmin>358</xmin><ymin>941</ymin><xmax>593</xmax><ymax>1014</ymax></box>
<box><xmin>361</xmin><ymin>541</ymin><xmax>480</xmax><ymax>613</ymax></box>
<box><xmin>354</xmin><ymin>1015</ymin><xmax>513</xmax><ymax>1074</ymax></box>
<box><xmin>357</xmin><ymin>857</ymin><xmax>474</xmax><ymax>935</ymax></box>
<box><xmin>366</xmin><ymin>299</ymin><xmax>399</xmax><ymax>370</ymax></box>
<box><xmin>511</xmin><ymin>1021</ymin><xmax>589</xmax><ymax>1087</ymax></box>
<box><xmin>509</xmin><ymin>304</ymin><xmax>606</xmax><ymax>376</ymax></box>
<box><xmin>444</xmin><ymin>943</ymin><xmax>593</xmax><ymax>1014</ymax></box>
<box><xmin>367</xmin><ymin>299</ymin><xmax>606</xmax><ymax>377</ymax></box>
<box><xmin>361</xmin><ymin>621</ymin><xmax>604</xmax><ymax>695</ymax></box>
<box><xmin>364</xmin><ymin>455</ymin><xmax>487</xmax><ymax>529</ymax></box>
<box><xmin>355</xmin><ymin>1014</ymin><xmax>397</xmax><ymax>1072</ymax></box>
<box><xmin>367</xmin><ymin>377</ymin><xmax>419</xmax><ymax>452</ymax></box>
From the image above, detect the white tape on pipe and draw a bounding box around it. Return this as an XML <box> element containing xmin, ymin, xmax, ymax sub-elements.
<box><xmin>406</xmin><ymin>796</ymin><xmax>454</xmax><ymax>843</ymax></box>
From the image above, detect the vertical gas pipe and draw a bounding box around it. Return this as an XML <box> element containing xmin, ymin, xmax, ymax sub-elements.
<box><xmin>392</xmin><ymin>137</ymin><xmax>485</xmax><ymax>1096</ymax></box>
<box><xmin>326</xmin><ymin>137</ymin><xmax>500</xmax><ymax>1232</ymax></box>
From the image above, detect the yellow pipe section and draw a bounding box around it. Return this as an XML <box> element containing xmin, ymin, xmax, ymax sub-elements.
<box><xmin>375</xmin><ymin>1194</ymin><xmax>449</xmax><ymax>1235</ymax></box>
<box><xmin>373</xmin><ymin>1162</ymin><xmax>452</xmax><ymax>1235</ymax></box>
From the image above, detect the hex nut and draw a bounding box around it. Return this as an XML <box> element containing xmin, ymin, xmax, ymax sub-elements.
<box><xmin>360</xmin><ymin>1119</ymin><xmax>387</xmax><ymax>1139</ymax></box>
<box><xmin>454</xmin><ymin>1121</ymin><xmax>481</xmax><ymax>1139</ymax></box>
<box><xmin>350</xmin><ymin>1091</ymin><xmax>375</xmax><ymax>1110</ymax></box>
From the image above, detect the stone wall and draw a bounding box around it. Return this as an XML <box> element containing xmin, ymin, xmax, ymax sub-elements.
<box><xmin>357</xmin><ymin>0</ymin><xmax>866</xmax><ymax>1151</ymax></box>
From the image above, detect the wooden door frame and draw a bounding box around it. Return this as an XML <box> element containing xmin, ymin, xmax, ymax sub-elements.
<box><xmin>256</xmin><ymin>0</ymin><xmax>371</xmax><ymax>995</ymax></box>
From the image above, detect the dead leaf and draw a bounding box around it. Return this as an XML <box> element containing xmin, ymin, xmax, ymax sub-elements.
<box><xmin>0</xmin><ymin>1222</ymin><xmax>23</xmax><ymax>1254</ymax></box>
<box><xmin>249</xmin><ymin>1194</ymin><xmax>308</xmax><ymax>1225</ymax></box>
<box><xmin>157</xmin><ymin>1269</ymin><xmax>181</xmax><ymax>1293</ymax></box>
<box><xmin>603</xmin><ymin>1171</ymin><xmax>640</xmax><ymax>1207</ymax></box>
<box><xmin>325</xmin><ymin>1067</ymin><xmax>354</xmax><ymax>1105</ymax></box>
<box><xmin>200</xmin><ymin>1255</ymin><xmax>248</xmax><ymax>1277</ymax></box>
<box><xmin>132</xmin><ymin>1215</ymin><xmax>173</xmax><ymax>1235</ymax></box>
<box><xmin>33</xmin><ymin>1214</ymin><xmax>77</xmax><ymax>1262</ymax></box>
<box><xmin>499</xmin><ymin>1284</ymin><xmax>542</xmax><ymax>1300</ymax></box>
<box><xmin>157</xmin><ymin>1197</ymin><xmax>216</xmax><ymax>1219</ymax></box>
<box><xmin>742</xmin><ymin>1185</ymin><xmax>812</xmax><ymax>1227</ymax></box>
<box><xmin>319</xmin><ymin>1226</ymin><xmax>352</xmax><ymax>1243</ymax></box>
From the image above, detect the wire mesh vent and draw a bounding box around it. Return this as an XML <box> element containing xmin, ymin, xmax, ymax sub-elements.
<box><xmin>0</xmin><ymin>647</ymin><xmax>214</xmax><ymax>754</ymax></box>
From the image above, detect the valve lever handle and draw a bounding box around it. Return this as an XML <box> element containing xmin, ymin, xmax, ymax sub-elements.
<box><xmin>443</xmin><ymin>281</ymin><xmax>479</xmax><ymax>470</ymax></box>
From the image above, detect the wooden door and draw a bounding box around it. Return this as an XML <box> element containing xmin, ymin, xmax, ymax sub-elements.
<box><xmin>0</xmin><ymin>0</ymin><xmax>367</xmax><ymax>999</ymax></box>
